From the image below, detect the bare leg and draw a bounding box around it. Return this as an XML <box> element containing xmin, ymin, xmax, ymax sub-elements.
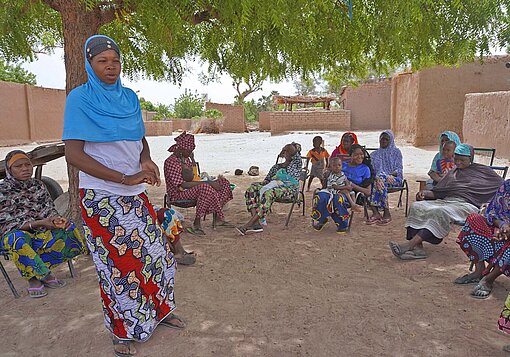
<box><xmin>483</xmin><ymin>267</ymin><xmax>503</xmax><ymax>285</ymax></box>
<box><xmin>307</xmin><ymin>176</ymin><xmax>315</xmax><ymax>191</ymax></box>
<box><xmin>382</xmin><ymin>207</ymin><xmax>391</xmax><ymax>220</ymax></box>
<box><xmin>370</xmin><ymin>206</ymin><xmax>382</xmax><ymax>219</ymax></box>
<box><xmin>193</xmin><ymin>216</ymin><xmax>202</xmax><ymax>230</ymax></box>
<box><xmin>240</xmin><ymin>214</ymin><xmax>261</xmax><ymax>229</ymax></box>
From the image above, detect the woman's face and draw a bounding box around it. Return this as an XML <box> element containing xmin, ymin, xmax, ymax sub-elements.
<box><xmin>351</xmin><ymin>148</ymin><xmax>364</xmax><ymax>165</ymax></box>
<box><xmin>9</xmin><ymin>158</ymin><xmax>33</xmax><ymax>181</ymax></box>
<box><xmin>342</xmin><ymin>135</ymin><xmax>354</xmax><ymax>151</ymax></box>
<box><xmin>454</xmin><ymin>154</ymin><xmax>471</xmax><ymax>169</ymax></box>
<box><xmin>179</xmin><ymin>148</ymin><xmax>193</xmax><ymax>158</ymax></box>
<box><xmin>440</xmin><ymin>134</ymin><xmax>449</xmax><ymax>146</ymax></box>
<box><xmin>379</xmin><ymin>133</ymin><xmax>390</xmax><ymax>149</ymax></box>
<box><xmin>90</xmin><ymin>49</ymin><xmax>121</xmax><ymax>84</ymax></box>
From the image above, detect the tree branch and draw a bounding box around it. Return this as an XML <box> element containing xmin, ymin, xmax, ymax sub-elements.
<box><xmin>39</xmin><ymin>0</ymin><xmax>61</xmax><ymax>12</ymax></box>
<box><xmin>94</xmin><ymin>0</ymin><xmax>136</xmax><ymax>26</ymax></box>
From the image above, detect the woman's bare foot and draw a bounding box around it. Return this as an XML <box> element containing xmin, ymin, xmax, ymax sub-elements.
<box><xmin>351</xmin><ymin>205</ymin><xmax>362</xmax><ymax>212</ymax></box>
<box><xmin>113</xmin><ymin>339</ymin><xmax>136</xmax><ymax>356</ymax></box>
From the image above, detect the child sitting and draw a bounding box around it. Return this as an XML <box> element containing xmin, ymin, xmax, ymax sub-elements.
<box><xmin>320</xmin><ymin>157</ymin><xmax>361</xmax><ymax>212</ymax></box>
<box><xmin>306</xmin><ymin>136</ymin><xmax>330</xmax><ymax>191</ymax></box>
<box><xmin>435</xmin><ymin>140</ymin><xmax>456</xmax><ymax>179</ymax></box>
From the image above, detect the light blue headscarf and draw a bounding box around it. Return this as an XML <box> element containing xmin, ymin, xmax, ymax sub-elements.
<box><xmin>454</xmin><ymin>143</ymin><xmax>474</xmax><ymax>161</ymax></box>
<box><xmin>429</xmin><ymin>131</ymin><xmax>461</xmax><ymax>172</ymax></box>
<box><xmin>371</xmin><ymin>130</ymin><xmax>403</xmax><ymax>178</ymax></box>
<box><xmin>62</xmin><ymin>35</ymin><xmax>144</xmax><ymax>142</ymax></box>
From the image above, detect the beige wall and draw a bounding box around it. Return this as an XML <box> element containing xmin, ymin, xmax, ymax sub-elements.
<box><xmin>0</xmin><ymin>81</ymin><xmax>66</xmax><ymax>145</ymax></box>
<box><xmin>392</xmin><ymin>56</ymin><xmax>510</xmax><ymax>146</ymax></box>
<box><xmin>259</xmin><ymin>111</ymin><xmax>271</xmax><ymax>131</ymax></box>
<box><xmin>463</xmin><ymin>91</ymin><xmax>510</xmax><ymax>160</ymax></box>
<box><xmin>205</xmin><ymin>102</ymin><xmax>246</xmax><ymax>132</ymax></box>
<box><xmin>172</xmin><ymin>119</ymin><xmax>192</xmax><ymax>132</ymax></box>
<box><xmin>270</xmin><ymin>110</ymin><xmax>351</xmax><ymax>135</ymax></box>
<box><xmin>144</xmin><ymin>121</ymin><xmax>173</xmax><ymax>136</ymax></box>
<box><xmin>342</xmin><ymin>81</ymin><xmax>392</xmax><ymax>130</ymax></box>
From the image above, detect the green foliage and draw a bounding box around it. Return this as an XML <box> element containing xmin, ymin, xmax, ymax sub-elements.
<box><xmin>243</xmin><ymin>99</ymin><xmax>258</xmax><ymax>122</ymax></box>
<box><xmin>256</xmin><ymin>91</ymin><xmax>279</xmax><ymax>112</ymax></box>
<box><xmin>203</xmin><ymin>109</ymin><xmax>223</xmax><ymax>119</ymax></box>
<box><xmin>0</xmin><ymin>60</ymin><xmax>36</xmax><ymax>84</ymax></box>
<box><xmin>154</xmin><ymin>103</ymin><xmax>173</xmax><ymax>120</ymax></box>
<box><xmin>139</xmin><ymin>97</ymin><xmax>157</xmax><ymax>112</ymax></box>
<box><xmin>2</xmin><ymin>0</ymin><xmax>508</xmax><ymax>88</ymax></box>
<box><xmin>293</xmin><ymin>77</ymin><xmax>320</xmax><ymax>96</ymax></box>
<box><xmin>173</xmin><ymin>89</ymin><xmax>204</xmax><ymax>119</ymax></box>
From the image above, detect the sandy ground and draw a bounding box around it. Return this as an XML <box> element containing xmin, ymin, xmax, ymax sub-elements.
<box><xmin>1</xmin><ymin>132</ymin><xmax>510</xmax><ymax>356</ymax></box>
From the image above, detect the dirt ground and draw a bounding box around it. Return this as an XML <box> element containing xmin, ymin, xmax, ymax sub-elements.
<box><xmin>1</xmin><ymin>174</ymin><xmax>509</xmax><ymax>357</ymax></box>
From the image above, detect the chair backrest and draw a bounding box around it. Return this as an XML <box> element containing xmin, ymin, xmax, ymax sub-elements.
<box><xmin>473</xmin><ymin>148</ymin><xmax>496</xmax><ymax>166</ymax></box>
<box><xmin>490</xmin><ymin>166</ymin><xmax>509</xmax><ymax>179</ymax></box>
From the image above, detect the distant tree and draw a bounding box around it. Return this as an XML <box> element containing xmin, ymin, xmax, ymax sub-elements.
<box><xmin>233</xmin><ymin>73</ymin><xmax>264</xmax><ymax>103</ymax></box>
<box><xmin>153</xmin><ymin>103</ymin><xmax>173</xmax><ymax>120</ymax></box>
<box><xmin>0</xmin><ymin>60</ymin><xmax>36</xmax><ymax>85</ymax></box>
<box><xmin>173</xmin><ymin>89</ymin><xmax>204</xmax><ymax>119</ymax></box>
<box><xmin>293</xmin><ymin>77</ymin><xmax>320</xmax><ymax>96</ymax></box>
<box><xmin>139</xmin><ymin>97</ymin><xmax>157</xmax><ymax>112</ymax></box>
<box><xmin>256</xmin><ymin>90</ymin><xmax>279</xmax><ymax>112</ymax></box>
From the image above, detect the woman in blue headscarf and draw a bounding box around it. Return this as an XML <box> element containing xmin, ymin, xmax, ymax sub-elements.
<box><xmin>63</xmin><ymin>35</ymin><xmax>184</xmax><ymax>357</ymax></box>
<box><xmin>427</xmin><ymin>131</ymin><xmax>461</xmax><ymax>186</ymax></box>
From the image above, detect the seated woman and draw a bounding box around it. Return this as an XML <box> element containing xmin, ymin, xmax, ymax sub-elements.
<box><xmin>330</xmin><ymin>132</ymin><xmax>359</xmax><ymax>160</ymax></box>
<box><xmin>389</xmin><ymin>144</ymin><xmax>503</xmax><ymax>260</ymax></box>
<box><xmin>164</xmin><ymin>132</ymin><xmax>233</xmax><ymax>235</ymax></box>
<box><xmin>427</xmin><ymin>131</ymin><xmax>461</xmax><ymax>188</ymax></box>
<box><xmin>0</xmin><ymin>150</ymin><xmax>85</xmax><ymax>298</ymax></box>
<box><xmin>237</xmin><ymin>143</ymin><xmax>302</xmax><ymax>235</ymax></box>
<box><xmin>366</xmin><ymin>130</ymin><xmax>403</xmax><ymax>225</ymax></box>
<box><xmin>455</xmin><ymin>179</ymin><xmax>510</xmax><ymax>299</ymax></box>
<box><xmin>311</xmin><ymin>144</ymin><xmax>372</xmax><ymax>233</ymax></box>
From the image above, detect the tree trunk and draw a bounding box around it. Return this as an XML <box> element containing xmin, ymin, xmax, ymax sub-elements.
<box><xmin>60</xmin><ymin>1</ymin><xmax>101</xmax><ymax>227</ymax></box>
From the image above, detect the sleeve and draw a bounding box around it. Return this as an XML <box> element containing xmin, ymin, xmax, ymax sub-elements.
<box><xmin>359</xmin><ymin>165</ymin><xmax>373</xmax><ymax>188</ymax></box>
<box><xmin>164</xmin><ymin>157</ymin><xmax>183</xmax><ymax>192</ymax></box>
<box><xmin>323</xmin><ymin>149</ymin><xmax>330</xmax><ymax>158</ymax></box>
<box><xmin>429</xmin><ymin>153</ymin><xmax>441</xmax><ymax>173</ymax></box>
<box><xmin>264</xmin><ymin>164</ymin><xmax>279</xmax><ymax>184</ymax></box>
<box><xmin>286</xmin><ymin>155</ymin><xmax>303</xmax><ymax>181</ymax></box>
<box><xmin>395</xmin><ymin>149</ymin><xmax>403</xmax><ymax>178</ymax></box>
<box><xmin>485</xmin><ymin>181</ymin><xmax>510</xmax><ymax>226</ymax></box>
<box><xmin>306</xmin><ymin>150</ymin><xmax>312</xmax><ymax>159</ymax></box>
<box><xmin>331</xmin><ymin>147</ymin><xmax>340</xmax><ymax>158</ymax></box>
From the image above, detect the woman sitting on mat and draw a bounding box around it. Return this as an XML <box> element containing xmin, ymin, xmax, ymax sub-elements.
<box><xmin>366</xmin><ymin>130</ymin><xmax>403</xmax><ymax>226</ymax></box>
<box><xmin>455</xmin><ymin>179</ymin><xmax>510</xmax><ymax>299</ymax></box>
<box><xmin>237</xmin><ymin>143</ymin><xmax>302</xmax><ymax>235</ymax></box>
<box><xmin>164</xmin><ymin>132</ymin><xmax>233</xmax><ymax>235</ymax></box>
<box><xmin>0</xmin><ymin>150</ymin><xmax>85</xmax><ymax>298</ymax></box>
<box><xmin>330</xmin><ymin>131</ymin><xmax>359</xmax><ymax>160</ymax></box>
<box><xmin>389</xmin><ymin>144</ymin><xmax>503</xmax><ymax>260</ymax></box>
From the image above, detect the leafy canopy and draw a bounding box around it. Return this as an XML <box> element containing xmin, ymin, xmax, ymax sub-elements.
<box><xmin>0</xmin><ymin>60</ymin><xmax>36</xmax><ymax>85</ymax></box>
<box><xmin>1</xmin><ymin>0</ymin><xmax>508</xmax><ymax>87</ymax></box>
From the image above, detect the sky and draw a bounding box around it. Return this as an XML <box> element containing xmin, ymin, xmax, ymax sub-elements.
<box><xmin>21</xmin><ymin>48</ymin><xmax>296</xmax><ymax>106</ymax></box>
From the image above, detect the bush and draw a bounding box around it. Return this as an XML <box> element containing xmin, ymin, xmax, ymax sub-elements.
<box><xmin>173</xmin><ymin>89</ymin><xmax>204</xmax><ymax>119</ymax></box>
<box><xmin>203</xmin><ymin>109</ymin><xmax>223</xmax><ymax>119</ymax></box>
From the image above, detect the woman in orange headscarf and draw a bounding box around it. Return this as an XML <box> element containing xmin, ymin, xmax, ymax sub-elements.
<box><xmin>330</xmin><ymin>132</ymin><xmax>359</xmax><ymax>159</ymax></box>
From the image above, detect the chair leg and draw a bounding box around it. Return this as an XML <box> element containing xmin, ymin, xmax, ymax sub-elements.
<box><xmin>301</xmin><ymin>192</ymin><xmax>305</xmax><ymax>216</ymax></box>
<box><xmin>397</xmin><ymin>190</ymin><xmax>403</xmax><ymax>208</ymax></box>
<box><xmin>348</xmin><ymin>210</ymin><xmax>354</xmax><ymax>231</ymax></box>
<box><xmin>285</xmin><ymin>201</ymin><xmax>296</xmax><ymax>227</ymax></box>
<box><xmin>404</xmin><ymin>181</ymin><xmax>409</xmax><ymax>217</ymax></box>
<box><xmin>0</xmin><ymin>260</ymin><xmax>20</xmax><ymax>298</ymax></box>
<box><xmin>68</xmin><ymin>259</ymin><xmax>76</xmax><ymax>278</ymax></box>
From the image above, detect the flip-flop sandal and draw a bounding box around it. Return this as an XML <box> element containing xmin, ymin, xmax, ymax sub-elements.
<box><xmin>245</xmin><ymin>225</ymin><xmax>263</xmax><ymax>233</ymax></box>
<box><xmin>376</xmin><ymin>218</ymin><xmax>392</xmax><ymax>226</ymax></box>
<box><xmin>389</xmin><ymin>241</ymin><xmax>405</xmax><ymax>258</ymax></box>
<box><xmin>175</xmin><ymin>252</ymin><xmax>196</xmax><ymax>266</ymax></box>
<box><xmin>160</xmin><ymin>313</ymin><xmax>186</xmax><ymax>329</ymax></box>
<box><xmin>42</xmin><ymin>278</ymin><xmax>67</xmax><ymax>289</ymax></box>
<box><xmin>27</xmin><ymin>285</ymin><xmax>48</xmax><ymax>298</ymax></box>
<box><xmin>454</xmin><ymin>274</ymin><xmax>482</xmax><ymax>285</ymax></box>
<box><xmin>471</xmin><ymin>282</ymin><xmax>493</xmax><ymax>299</ymax></box>
<box><xmin>365</xmin><ymin>217</ymin><xmax>381</xmax><ymax>225</ymax></box>
<box><xmin>186</xmin><ymin>227</ymin><xmax>206</xmax><ymax>236</ymax></box>
<box><xmin>399</xmin><ymin>250</ymin><xmax>427</xmax><ymax>260</ymax></box>
<box><xmin>112</xmin><ymin>339</ymin><xmax>135</xmax><ymax>357</ymax></box>
<box><xmin>312</xmin><ymin>219</ymin><xmax>328</xmax><ymax>231</ymax></box>
<box><xmin>236</xmin><ymin>227</ymin><xmax>247</xmax><ymax>236</ymax></box>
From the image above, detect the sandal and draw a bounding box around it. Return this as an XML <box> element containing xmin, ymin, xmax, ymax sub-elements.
<box><xmin>312</xmin><ymin>219</ymin><xmax>328</xmax><ymax>231</ymax></box>
<box><xmin>471</xmin><ymin>280</ymin><xmax>493</xmax><ymax>299</ymax></box>
<box><xmin>389</xmin><ymin>241</ymin><xmax>407</xmax><ymax>258</ymax></box>
<box><xmin>186</xmin><ymin>226</ymin><xmax>206</xmax><ymax>236</ymax></box>
<box><xmin>365</xmin><ymin>216</ymin><xmax>381</xmax><ymax>225</ymax></box>
<box><xmin>376</xmin><ymin>218</ymin><xmax>392</xmax><ymax>226</ymax></box>
<box><xmin>245</xmin><ymin>224</ymin><xmax>263</xmax><ymax>234</ymax></box>
<box><xmin>112</xmin><ymin>338</ymin><xmax>135</xmax><ymax>357</ymax></box>
<box><xmin>236</xmin><ymin>227</ymin><xmax>247</xmax><ymax>236</ymax></box>
<box><xmin>454</xmin><ymin>274</ymin><xmax>482</xmax><ymax>285</ymax></box>
<box><xmin>175</xmin><ymin>252</ymin><xmax>196</xmax><ymax>266</ymax></box>
<box><xmin>399</xmin><ymin>248</ymin><xmax>427</xmax><ymax>260</ymax></box>
<box><xmin>27</xmin><ymin>285</ymin><xmax>48</xmax><ymax>298</ymax></box>
<box><xmin>42</xmin><ymin>278</ymin><xmax>67</xmax><ymax>289</ymax></box>
<box><xmin>160</xmin><ymin>313</ymin><xmax>186</xmax><ymax>329</ymax></box>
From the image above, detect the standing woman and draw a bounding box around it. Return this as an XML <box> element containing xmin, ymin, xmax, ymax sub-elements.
<box><xmin>366</xmin><ymin>130</ymin><xmax>403</xmax><ymax>225</ymax></box>
<box><xmin>63</xmin><ymin>35</ymin><xmax>183</xmax><ymax>357</ymax></box>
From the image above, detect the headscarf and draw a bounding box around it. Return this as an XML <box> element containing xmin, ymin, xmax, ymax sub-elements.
<box><xmin>432</xmin><ymin>162</ymin><xmax>503</xmax><ymax>208</ymax></box>
<box><xmin>430</xmin><ymin>131</ymin><xmax>461</xmax><ymax>172</ymax></box>
<box><xmin>338</xmin><ymin>132</ymin><xmax>359</xmax><ymax>155</ymax></box>
<box><xmin>62</xmin><ymin>35</ymin><xmax>145</xmax><ymax>142</ymax></box>
<box><xmin>370</xmin><ymin>130</ymin><xmax>403</xmax><ymax>179</ymax></box>
<box><xmin>454</xmin><ymin>143</ymin><xmax>474</xmax><ymax>161</ymax></box>
<box><xmin>485</xmin><ymin>180</ymin><xmax>510</xmax><ymax>227</ymax></box>
<box><xmin>0</xmin><ymin>151</ymin><xmax>58</xmax><ymax>237</ymax></box>
<box><xmin>168</xmin><ymin>132</ymin><xmax>196</xmax><ymax>152</ymax></box>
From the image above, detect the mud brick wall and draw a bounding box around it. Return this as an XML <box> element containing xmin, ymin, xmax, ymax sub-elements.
<box><xmin>205</xmin><ymin>102</ymin><xmax>246</xmax><ymax>132</ymax></box>
<box><xmin>259</xmin><ymin>111</ymin><xmax>271</xmax><ymax>131</ymax></box>
<box><xmin>144</xmin><ymin>121</ymin><xmax>173</xmax><ymax>136</ymax></box>
<box><xmin>269</xmin><ymin>110</ymin><xmax>351</xmax><ymax>135</ymax></box>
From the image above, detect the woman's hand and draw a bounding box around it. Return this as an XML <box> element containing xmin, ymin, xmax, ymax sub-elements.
<box><xmin>386</xmin><ymin>175</ymin><xmax>395</xmax><ymax>185</ymax></box>
<box><xmin>498</xmin><ymin>223</ymin><xmax>510</xmax><ymax>240</ymax></box>
<box><xmin>342</xmin><ymin>181</ymin><xmax>353</xmax><ymax>191</ymax></box>
<box><xmin>39</xmin><ymin>217</ymin><xmax>60</xmax><ymax>230</ymax></box>
<box><xmin>51</xmin><ymin>216</ymin><xmax>72</xmax><ymax>230</ymax></box>
<box><xmin>416</xmin><ymin>191</ymin><xmax>426</xmax><ymax>201</ymax></box>
<box><xmin>125</xmin><ymin>171</ymin><xmax>159</xmax><ymax>186</ymax></box>
<box><xmin>141</xmin><ymin>159</ymin><xmax>161</xmax><ymax>186</ymax></box>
